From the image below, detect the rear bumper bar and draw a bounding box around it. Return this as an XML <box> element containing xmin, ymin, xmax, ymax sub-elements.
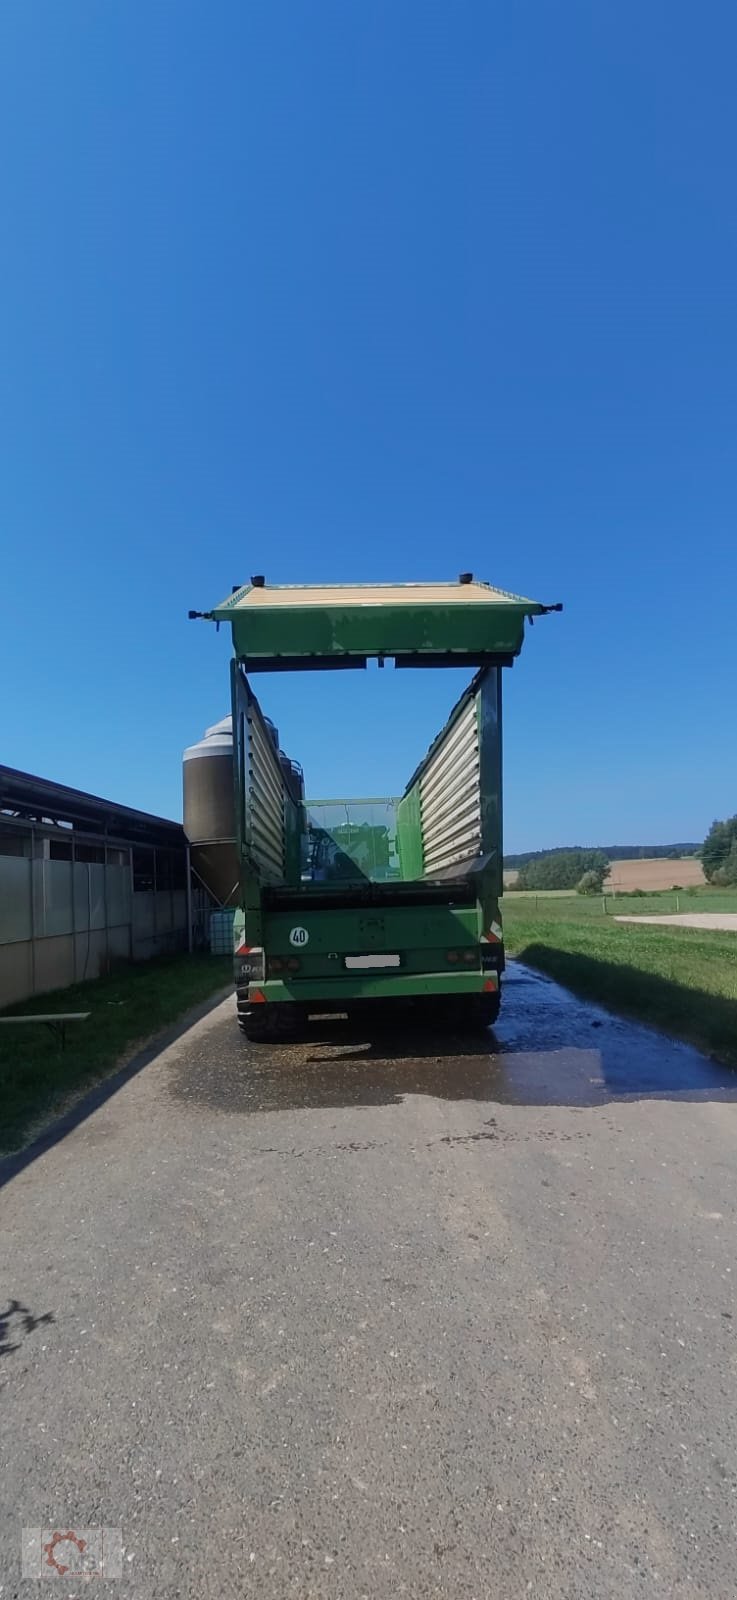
<box><xmin>248</xmin><ymin>971</ymin><xmax>499</xmax><ymax>1004</ymax></box>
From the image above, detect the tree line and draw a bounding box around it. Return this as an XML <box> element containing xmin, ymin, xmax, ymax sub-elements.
<box><xmin>702</xmin><ymin>816</ymin><xmax>737</xmax><ymax>885</ymax></box>
<box><xmin>504</xmin><ymin>842</ymin><xmax>699</xmax><ymax>870</ymax></box>
<box><xmin>515</xmin><ymin>849</ymin><xmax>610</xmax><ymax>894</ymax></box>
<box><xmin>507</xmin><ymin>817</ymin><xmax>737</xmax><ymax>890</ymax></box>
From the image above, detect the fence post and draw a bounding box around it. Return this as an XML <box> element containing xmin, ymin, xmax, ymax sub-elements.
<box><xmin>186</xmin><ymin>845</ymin><xmax>193</xmax><ymax>954</ymax></box>
<box><xmin>602</xmin><ymin>896</ymin><xmax>607</xmax><ymax>915</ymax></box>
<box><xmin>129</xmin><ymin>846</ymin><xmax>135</xmax><ymax>961</ymax></box>
<box><xmin>103</xmin><ymin>846</ymin><xmax>110</xmax><ymax>976</ymax></box>
<box><xmin>152</xmin><ymin>845</ymin><xmax>158</xmax><ymax>952</ymax></box>
<box><xmin>29</xmin><ymin>832</ymin><xmax>37</xmax><ymax>996</ymax></box>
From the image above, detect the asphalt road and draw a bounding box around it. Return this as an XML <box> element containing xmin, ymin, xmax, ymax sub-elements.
<box><xmin>1</xmin><ymin>964</ymin><xmax>737</xmax><ymax>1598</ymax></box>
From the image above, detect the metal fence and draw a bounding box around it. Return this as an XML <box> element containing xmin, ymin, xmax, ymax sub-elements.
<box><xmin>503</xmin><ymin>888</ymin><xmax>737</xmax><ymax>918</ymax></box>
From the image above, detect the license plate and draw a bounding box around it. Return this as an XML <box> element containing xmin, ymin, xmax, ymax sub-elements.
<box><xmin>344</xmin><ymin>953</ymin><xmax>401</xmax><ymax>970</ymax></box>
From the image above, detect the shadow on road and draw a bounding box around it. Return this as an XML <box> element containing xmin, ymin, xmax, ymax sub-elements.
<box><xmin>515</xmin><ymin>944</ymin><xmax>737</xmax><ymax>1077</ymax></box>
<box><xmin>0</xmin><ymin>1299</ymin><xmax>54</xmax><ymax>1359</ymax></box>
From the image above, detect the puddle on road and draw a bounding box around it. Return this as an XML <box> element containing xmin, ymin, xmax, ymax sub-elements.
<box><xmin>167</xmin><ymin>966</ymin><xmax>737</xmax><ymax>1117</ymax></box>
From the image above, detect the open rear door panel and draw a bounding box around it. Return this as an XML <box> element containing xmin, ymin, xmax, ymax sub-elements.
<box><xmin>232</xmin><ymin>662</ymin><xmax>288</xmax><ymax>884</ymax></box>
<box><xmin>397</xmin><ymin>667</ymin><xmax>502</xmax><ymax>890</ymax></box>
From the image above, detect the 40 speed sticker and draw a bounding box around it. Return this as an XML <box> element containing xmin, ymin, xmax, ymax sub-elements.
<box><xmin>289</xmin><ymin>926</ymin><xmax>309</xmax><ymax>948</ymax></box>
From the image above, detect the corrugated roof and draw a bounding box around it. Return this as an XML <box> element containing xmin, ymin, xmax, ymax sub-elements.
<box><xmin>0</xmin><ymin>765</ymin><xmax>184</xmax><ymax>845</ymax></box>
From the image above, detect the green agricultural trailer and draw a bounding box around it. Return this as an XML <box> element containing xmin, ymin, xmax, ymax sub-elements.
<box><xmin>194</xmin><ymin>577</ymin><xmax>558</xmax><ymax>1039</ymax></box>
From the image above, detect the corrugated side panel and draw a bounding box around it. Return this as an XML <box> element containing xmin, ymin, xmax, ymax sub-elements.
<box><xmin>246</xmin><ymin>701</ymin><xmax>286</xmax><ymax>882</ymax></box>
<box><xmin>419</xmin><ymin>698</ymin><xmax>481</xmax><ymax>874</ymax></box>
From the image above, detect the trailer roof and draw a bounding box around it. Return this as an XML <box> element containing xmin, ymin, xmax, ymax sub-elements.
<box><xmin>215</xmin><ymin>581</ymin><xmax>538</xmax><ymax>609</ymax></box>
<box><xmin>204</xmin><ymin>578</ymin><xmax>554</xmax><ymax>670</ymax></box>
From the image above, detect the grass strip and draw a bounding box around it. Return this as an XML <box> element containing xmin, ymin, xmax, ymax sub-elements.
<box><xmin>503</xmin><ymin>901</ymin><xmax>737</xmax><ymax>1068</ymax></box>
<box><xmin>0</xmin><ymin>954</ymin><xmax>231</xmax><ymax>1153</ymax></box>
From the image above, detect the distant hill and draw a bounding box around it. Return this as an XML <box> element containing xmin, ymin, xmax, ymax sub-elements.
<box><xmin>504</xmin><ymin>843</ymin><xmax>701</xmax><ymax>870</ymax></box>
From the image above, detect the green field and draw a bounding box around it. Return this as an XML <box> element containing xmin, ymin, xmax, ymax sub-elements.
<box><xmin>0</xmin><ymin>954</ymin><xmax>231</xmax><ymax>1154</ymax></box>
<box><xmin>505</xmin><ymin>887</ymin><xmax>737</xmax><ymax>917</ymax></box>
<box><xmin>502</xmin><ymin>890</ymin><xmax>737</xmax><ymax>1067</ymax></box>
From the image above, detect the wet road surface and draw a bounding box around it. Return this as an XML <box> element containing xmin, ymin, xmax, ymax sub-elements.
<box><xmin>1</xmin><ymin>963</ymin><xmax>737</xmax><ymax>1597</ymax></box>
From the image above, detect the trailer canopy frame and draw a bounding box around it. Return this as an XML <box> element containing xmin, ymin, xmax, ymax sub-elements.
<box><xmin>203</xmin><ymin>578</ymin><xmax>552</xmax><ymax>671</ymax></box>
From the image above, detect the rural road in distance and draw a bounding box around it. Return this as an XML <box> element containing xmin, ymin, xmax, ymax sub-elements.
<box><xmin>2</xmin><ymin>965</ymin><xmax>737</xmax><ymax>1598</ymax></box>
<box><xmin>614</xmin><ymin>912</ymin><xmax>737</xmax><ymax>932</ymax></box>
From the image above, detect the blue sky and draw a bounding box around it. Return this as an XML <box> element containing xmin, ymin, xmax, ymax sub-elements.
<box><xmin>1</xmin><ymin>1</ymin><xmax>735</xmax><ymax>853</ymax></box>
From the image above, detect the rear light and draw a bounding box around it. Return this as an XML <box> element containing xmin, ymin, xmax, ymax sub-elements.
<box><xmin>446</xmin><ymin>949</ymin><xmax>459</xmax><ymax>963</ymax></box>
<box><xmin>266</xmin><ymin>955</ymin><xmax>301</xmax><ymax>977</ymax></box>
<box><xmin>461</xmin><ymin>949</ymin><xmax>476</xmax><ymax>964</ymax></box>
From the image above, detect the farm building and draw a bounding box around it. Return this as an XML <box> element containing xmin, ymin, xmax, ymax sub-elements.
<box><xmin>0</xmin><ymin>765</ymin><xmax>209</xmax><ymax>1007</ymax></box>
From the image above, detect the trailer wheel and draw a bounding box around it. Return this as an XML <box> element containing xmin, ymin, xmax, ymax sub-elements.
<box><xmin>438</xmin><ymin>991</ymin><xmax>501</xmax><ymax>1030</ymax></box>
<box><xmin>469</xmin><ymin>989</ymin><xmax>501</xmax><ymax>1028</ymax></box>
<box><xmin>237</xmin><ymin>989</ymin><xmax>297</xmax><ymax>1043</ymax></box>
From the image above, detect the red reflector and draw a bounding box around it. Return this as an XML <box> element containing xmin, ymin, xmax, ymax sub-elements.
<box><xmin>236</xmin><ymin>944</ymin><xmax>252</xmax><ymax>955</ymax></box>
<box><xmin>250</xmin><ymin>989</ymin><xmax>267</xmax><ymax>1003</ymax></box>
<box><xmin>483</xmin><ymin>978</ymin><xmax>497</xmax><ymax>992</ymax></box>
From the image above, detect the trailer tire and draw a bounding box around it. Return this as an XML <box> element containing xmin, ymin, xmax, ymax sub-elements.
<box><xmin>237</xmin><ymin>990</ymin><xmax>297</xmax><ymax>1043</ymax></box>
<box><xmin>438</xmin><ymin>991</ymin><xmax>501</xmax><ymax>1030</ymax></box>
<box><xmin>469</xmin><ymin>989</ymin><xmax>501</xmax><ymax>1028</ymax></box>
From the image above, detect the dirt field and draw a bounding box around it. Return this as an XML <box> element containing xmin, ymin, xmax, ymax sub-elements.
<box><xmin>606</xmin><ymin>857</ymin><xmax>705</xmax><ymax>891</ymax></box>
<box><xmin>503</xmin><ymin>857</ymin><xmax>705</xmax><ymax>892</ymax></box>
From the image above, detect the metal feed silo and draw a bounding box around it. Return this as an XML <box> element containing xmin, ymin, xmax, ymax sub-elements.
<box><xmin>183</xmin><ymin>716</ymin><xmax>240</xmax><ymax>906</ymax></box>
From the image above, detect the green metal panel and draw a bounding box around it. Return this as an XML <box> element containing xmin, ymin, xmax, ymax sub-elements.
<box><xmin>396</xmin><ymin>785</ymin><xmax>424</xmax><ymax>880</ymax></box>
<box><xmin>207</xmin><ymin>580</ymin><xmax>546</xmax><ymax>667</ymax></box>
<box><xmin>264</xmin><ymin>902</ymin><xmax>481</xmax><ymax>967</ymax></box>
<box><xmin>257</xmin><ymin>900</ymin><xmax>497</xmax><ymax>1003</ymax></box>
<box><xmin>284</xmin><ymin>792</ymin><xmax>304</xmax><ymax>885</ymax></box>
<box><xmin>253</xmin><ymin>970</ymin><xmax>499</xmax><ymax>1003</ymax></box>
